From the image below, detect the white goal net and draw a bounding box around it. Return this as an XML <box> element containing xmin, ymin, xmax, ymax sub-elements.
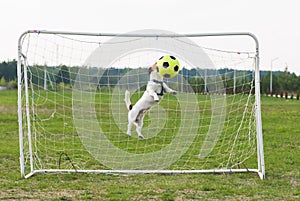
<box><xmin>17</xmin><ymin>29</ymin><xmax>265</xmax><ymax>179</ymax></box>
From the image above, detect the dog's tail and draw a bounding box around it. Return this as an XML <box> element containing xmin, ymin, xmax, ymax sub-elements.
<box><xmin>125</xmin><ymin>90</ymin><xmax>133</xmax><ymax>110</ymax></box>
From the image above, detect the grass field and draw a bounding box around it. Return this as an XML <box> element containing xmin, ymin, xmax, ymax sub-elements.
<box><xmin>0</xmin><ymin>90</ymin><xmax>299</xmax><ymax>200</ymax></box>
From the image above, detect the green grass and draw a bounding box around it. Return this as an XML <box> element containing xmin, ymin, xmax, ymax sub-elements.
<box><xmin>0</xmin><ymin>90</ymin><xmax>299</xmax><ymax>200</ymax></box>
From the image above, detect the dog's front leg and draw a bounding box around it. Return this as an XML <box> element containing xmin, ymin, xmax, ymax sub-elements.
<box><xmin>148</xmin><ymin>89</ymin><xmax>160</xmax><ymax>101</ymax></box>
<box><xmin>163</xmin><ymin>83</ymin><xmax>177</xmax><ymax>94</ymax></box>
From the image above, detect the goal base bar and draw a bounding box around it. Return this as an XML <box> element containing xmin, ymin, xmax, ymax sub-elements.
<box><xmin>24</xmin><ymin>169</ymin><xmax>264</xmax><ymax>179</ymax></box>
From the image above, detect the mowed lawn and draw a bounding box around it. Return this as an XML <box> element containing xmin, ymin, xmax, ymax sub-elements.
<box><xmin>0</xmin><ymin>90</ymin><xmax>299</xmax><ymax>200</ymax></box>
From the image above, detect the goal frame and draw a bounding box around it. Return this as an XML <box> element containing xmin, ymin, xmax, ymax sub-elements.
<box><xmin>17</xmin><ymin>30</ymin><xmax>265</xmax><ymax>179</ymax></box>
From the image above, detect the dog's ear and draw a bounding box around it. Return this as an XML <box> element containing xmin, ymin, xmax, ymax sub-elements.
<box><xmin>152</xmin><ymin>62</ymin><xmax>157</xmax><ymax>70</ymax></box>
<box><xmin>148</xmin><ymin>63</ymin><xmax>157</xmax><ymax>74</ymax></box>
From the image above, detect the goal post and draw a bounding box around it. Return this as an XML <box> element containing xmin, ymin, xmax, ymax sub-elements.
<box><xmin>17</xmin><ymin>29</ymin><xmax>265</xmax><ymax>179</ymax></box>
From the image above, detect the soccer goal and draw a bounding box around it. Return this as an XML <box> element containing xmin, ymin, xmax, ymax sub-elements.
<box><xmin>17</xmin><ymin>29</ymin><xmax>265</xmax><ymax>179</ymax></box>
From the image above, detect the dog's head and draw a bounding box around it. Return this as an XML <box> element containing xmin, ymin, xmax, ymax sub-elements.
<box><xmin>148</xmin><ymin>63</ymin><xmax>158</xmax><ymax>74</ymax></box>
<box><xmin>148</xmin><ymin>63</ymin><xmax>163</xmax><ymax>81</ymax></box>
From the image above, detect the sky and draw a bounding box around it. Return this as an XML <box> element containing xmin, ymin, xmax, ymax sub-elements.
<box><xmin>1</xmin><ymin>0</ymin><xmax>299</xmax><ymax>74</ymax></box>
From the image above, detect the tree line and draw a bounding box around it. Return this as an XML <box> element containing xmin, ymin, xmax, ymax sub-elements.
<box><xmin>260</xmin><ymin>69</ymin><xmax>300</xmax><ymax>95</ymax></box>
<box><xmin>0</xmin><ymin>60</ymin><xmax>299</xmax><ymax>95</ymax></box>
<box><xmin>0</xmin><ymin>60</ymin><xmax>17</xmax><ymax>89</ymax></box>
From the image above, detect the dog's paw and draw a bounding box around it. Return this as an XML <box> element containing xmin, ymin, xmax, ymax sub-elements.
<box><xmin>138</xmin><ymin>134</ymin><xmax>144</xmax><ymax>139</ymax></box>
<box><xmin>154</xmin><ymin>97</ymin><xmax>160</xmax><ymax>102</ymax></box>
<box><xmin>126</xmin><ymin>132</ymin><xmax>131</xmax><ymax>137</ymax></box>
<box><xmin>171</xmin><ymin>91</ymin><xmax>177</xmax><ymax>95</ymax></box>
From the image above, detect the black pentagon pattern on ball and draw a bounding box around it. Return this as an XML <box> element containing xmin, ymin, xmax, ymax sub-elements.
<box><xmin>163</xmin><ymin>62</ymin><xmax>169</xmax><ymax>68</ymax></box>
<box><xmin>174</xmin><ymin>65</ymin><xmax>179</xmax><ymax>72</ymax></box>
<box><xmin>170</xmin><ymin>55</ymin><xmax>176</xmax><ymax>60</ymax></box>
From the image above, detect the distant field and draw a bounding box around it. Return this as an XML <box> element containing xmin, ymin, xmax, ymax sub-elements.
<box><xmin>0</xmin><ymin>90</ymin><xmax>299</xmax><ymax>200</ymax></box>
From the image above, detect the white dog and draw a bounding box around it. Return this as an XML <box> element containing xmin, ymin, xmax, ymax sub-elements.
<box><xmin>124</xmin><ymin>63</ymin><xmax>177</xmax><ymax>139</ymax></box>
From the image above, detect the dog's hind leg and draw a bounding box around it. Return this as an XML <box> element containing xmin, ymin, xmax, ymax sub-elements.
<box><xmin>136</xmin><ymin>121</ymin><xmax>144</xmax><ymax>139</ymax></box>
<box><xmin>127</xmin><ymin>121</ymin><xmax>133</xmax><ymax>136</ymax></box>
<box><xmin>136</xmin><ymin>112</ymin><xmax>145</xmax><ymax>139</ymax></box>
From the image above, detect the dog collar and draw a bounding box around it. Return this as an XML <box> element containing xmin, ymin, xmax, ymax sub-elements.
<box><xmin>152</xmin><ymin>79</ymin><xmax>163</xmax><ymax>84</ymax></box>
<box><xmin>152</xmin><ymin>79</ymin><xmax>164</xmax><ymax>96</ymax></box>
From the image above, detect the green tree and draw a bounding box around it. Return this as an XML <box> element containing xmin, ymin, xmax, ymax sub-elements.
<box><xmin>56</xmin><ymin>65</ymin><xmax>70</xmax><ymax>84</ymax></box>
<box><xmin>0</xmin><ymin>60</ymin><xmax>17</xmax><ymax>82</ymax></box>
<box><xmin>188</xmin><ymin>76</ymin><xmax>204</xmax><ymax>93</ymax></box>
<box><xmin>7</xmin><ymin>79</ymin><xmax>17</xmax><ymax>89</ymax></box>
<box><xmin>0</xmin><ymin>76</ymin><xmax>6</xmax><ymax>86</ymax></box>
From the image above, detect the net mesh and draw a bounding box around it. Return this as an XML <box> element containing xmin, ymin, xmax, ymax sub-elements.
<box><xmin>19</xmin><ymin>30</ymin><xmax>258</xmax><ymax>174</ymax></box>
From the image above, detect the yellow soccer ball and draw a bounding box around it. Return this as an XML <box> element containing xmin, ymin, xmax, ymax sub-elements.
<box><xmin>156</xmin><ymin>55</ymin><xmax>180</xmax><ymax>79</ymax></box>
